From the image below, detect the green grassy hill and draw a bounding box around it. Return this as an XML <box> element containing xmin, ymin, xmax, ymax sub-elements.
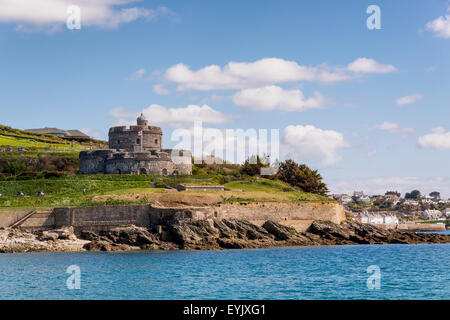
<box><xmin>0</xmin><ymin>125</ymin><xmax>333</xmax><ymax>211</ymax></box>
<box><xmin>0</xmin><ymin>175</ymin><xmax>332</xmax><ymax>209</ymax></box>
<box><xmin>0</xmin><ymin>124</ymin><xmax>108</xmax><ymax>174</ymax></box>
<box><xmin>0</xmin><ymin>124</ymin><xmax>107</xmax><ymax>151</ymax></box>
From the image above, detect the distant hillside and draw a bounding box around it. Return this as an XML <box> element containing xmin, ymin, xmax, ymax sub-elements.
<box><xmin>0</xmin><ymin>124</ymin><xmax>107</xmax><ymax>150</ymax></box>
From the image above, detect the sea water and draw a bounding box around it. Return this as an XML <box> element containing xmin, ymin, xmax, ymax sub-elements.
<box><xmin>0</xmin><ymin>243</ymin><xmax>449</xmax><ymax>300</ymax></box>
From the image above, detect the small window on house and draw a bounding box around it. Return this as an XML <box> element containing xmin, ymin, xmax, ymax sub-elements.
<box><xmin>136</xmin><ymin>138</ymin><xmax>140</xmax><ymax>144</ymax></box>
<box><xmin>154</xmin><ymin>139</ymin><xmax>158</xmax><ymax>144</ymax></box>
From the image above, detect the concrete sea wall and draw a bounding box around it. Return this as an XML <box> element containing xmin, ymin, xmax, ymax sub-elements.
<box><xmin>0</xmin><ymin>202</ymin><xmax>346</xmax><ymax>233</ymax></box>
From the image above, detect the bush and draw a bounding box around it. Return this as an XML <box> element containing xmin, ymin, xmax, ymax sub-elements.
<box><xmin>212</xmin><ymin>174</ymin><xmax>226</xmax><ymax>185</ymax></box>
<box><xmin>1</xmin><ymin>161</ymin><xmax>28</xmax><ymax>176</ymax></box>
<box><xmin>153</xmin><ymin>181</ymin><xmax>167</xmax><ymax>188</ymax></box>
<box><xmin>240</xmin><ymin>155</ymin><xmax>269</xmax><ymax>176</ymax></box>
<box><xmin>277</xmin><ymin>160</ymin><xmax>328</xmax><ymax>195</ymax></box>
<box><xmin>44</xmin><ymin>171</ymin><xmax>65</xmax><ymax>179</ymax></box>
<box><xmin>192</xmin><ymin>166</ymin><xmax>208</xmax><ymax>175</ymax></box>
<box><xmin>16</xmin><ymin>175</ymin><xmax>33</xmax><ymax>180</ymax></box>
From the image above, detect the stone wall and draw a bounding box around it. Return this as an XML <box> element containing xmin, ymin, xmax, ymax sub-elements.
<box><xmin>79</xmin><ymin>150</ymin><xmax>114</xmax><ymax>174</ymax></box>
<box><xmin>0</xmin><ymin>202</ymin><xmax>346</xmax><ymax>233</ymax></box>
<box><xmin>53</xmin><ymin>205</ymin><xmax>151</xmax><ymax>233</ymax></box>
<box><xmin>79</xmin><ymin>151</ymin><xmax>192</xmax><ymax>175</ymax></box>
<box><xmin>0</xmin><ymin>210</ymin><xmax>55</xmax><ymax>232</ymax></box>
<box><xmin>109</xmin><ymin>126</ymin><xmax>162</xmax><ymax>152</ymax></box>
<box><xmin>217</xmin><ymin>202</ymin><xmax>346</xmax><ymax>232</ymax></box>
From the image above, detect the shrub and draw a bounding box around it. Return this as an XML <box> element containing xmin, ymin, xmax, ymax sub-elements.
<box><xmin>277</xmin><ymin>160</ymin><xmax>328</xmax><ymax>195</ymax></box>
<box><xmin>153</xmin><ymin>181</ymin><xmax>167</xmax><ymax>188</ymax></box>
<box><xmin>240</xmin><ymin>155</ymin><xmax>269</xmax><ymax>176</ymax></box>
<box><xmin>44</xmin><ymin>171</ymin><xmax>65</xmax><ymax>179</ymax></box>
<box><xmin>212</xmin><ymin>174</ymin><xmax>226</xmax><ymax>185</ymax></box>
<box><xmin>1</xmin><ymin>161</ymin><xmax>28</xmax><ymax>176</ymax></box>
<box><xmin>16</xmin><ymin>175</ymin><xmax>33</xmax><ymax>180</ymax></box>
<box><xmin>192</xmin><ymin>166</ymin><xmax>208</xmax><ymax>175</ymax></box>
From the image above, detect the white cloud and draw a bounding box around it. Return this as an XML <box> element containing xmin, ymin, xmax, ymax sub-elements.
<box><xmin>396</xmin><ymin>93</ymin><xmax>423</xmax><ymax>105</ymax></box>
<box><xmin>164</xmin><ymin>57</ymin><xmax>396</xmax><ymax>91</ymax></box>
<box><xmin>108</xmin><ymin>106</ymin><xmax>137</xmax><ymax>119</ymax></box>
<box><xmin>109</xmin><ymin>104</ymin><xmax>231</xmax><ymax>127</ymax></box>
<box><xmin>232</xmin><ymin>86</ymin><xmax>325</xmax><ymax>112</ymax></box>
<box><xmin>329</xmin><ymin>176</ymin><xmax>450</xmax><ymax>199</ymax></box>
<box><xmin>0</xmin><ymin>0</ymin><xmax>173</xmax><ymax>31</ymax></box>
<box><xmin>81</xmin><ymin>127</ymin><xmax>105</xmax><ymax>140</ymax></box>
<box><xmin>425</xmin><ymin>66</ymin><xmax>437</xmax><ymax>72</ymax></box>
<box><xmin>347</xmin><ymin>58</ymin><xmax>397</xmax><ymax>74</ymax></box>
<box><xmin>126</xmin><ymin>68</ymin><xmax>146</xmax><ymax>80</ymax></box>
<box><xmin>425</xmin><ymin>5</ymin><xmax>450</xmax><ymax>39</ymax></box>
<box><xmin>418</xmin><ymin>127</ymin><xmax>450</xmax><ymax>150</ymax></box>
<box><xmin>153</xmin><ymin>84</ymin><xmax>169</xmax><ymax>95</ymax></box>
<box><xmin>282</xmin><ymin>125</ymin><xmax>348</xmax><ymax>166</ymax></box>
<box><xmin>374</xmin><ymin>122</ymin><xmax>415</xmax><ymax>138</ymax></box>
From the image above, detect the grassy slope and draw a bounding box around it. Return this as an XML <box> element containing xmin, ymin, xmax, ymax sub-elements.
<box><xmin>0</xmin><ymin>175</ymin><xmax>332</xmax><ymax>209</ymax></box>
<box><xmin>0</xmin><ymin>135</ymin><xmax>69</xmax><ymax>148</ymax></box>
<box><xmin>0</xmin><ymin>124</ymin><xmax>107</xmax><ymax>151</ymax></box>
<box><xmin>0</xmin><ymin>125</ymin><xmax>331</xmax><ymax>209</ymax></box>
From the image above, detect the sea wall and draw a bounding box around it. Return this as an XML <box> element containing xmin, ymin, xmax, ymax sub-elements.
<box><xmin>398</xmin><ymin>223</ymin><xmax>446</xmax><ymax>232</ymax></box>
<box><xmin>0</xmin><ymin>210</ymin><xmax>55</xmax><ymax>232</ymax></box>
<box><xmin>0</xmin><ymin>202</ymin><xmax>346</xmax><ymax>233</ymax></box>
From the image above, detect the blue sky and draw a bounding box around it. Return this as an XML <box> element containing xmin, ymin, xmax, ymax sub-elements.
<box><xmin>0</xmin><ymin>0</ymin><xmax>449</xmax><ymax>197</ymax></box>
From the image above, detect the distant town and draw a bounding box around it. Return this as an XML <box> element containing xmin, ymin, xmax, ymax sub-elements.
<box><xmin>331</xmin><ymin>190</ymin><xmax>450</xmax><ymax>227</ymax></box>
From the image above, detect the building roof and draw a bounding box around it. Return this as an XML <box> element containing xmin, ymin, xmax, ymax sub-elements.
<box><xmin>137</xmin><ymin>113</ymin><xmax>146</xmax><ymax>122</ymax></box>
<box><xmin>25</xmin><ymin>127</ymin><xmax>89</xmax><ymax>138</ymax></box>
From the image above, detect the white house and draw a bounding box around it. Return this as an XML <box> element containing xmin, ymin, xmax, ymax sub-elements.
<box><xmin>421</xmin><ymin>198</ymin><xmax>434</xmax><ymax>204</ymax></box>
<box><xmin>383</xmin><ymin>214</ymin><xmax>399</xmax><ymax>224</ymax></box>
<box><xmin>355</xmin><ymin>211</ymin><xmax>398</xmax><ymax>225</ymax></box>
<box><xmin>443</xmin><ymin>208</ymin><xmax>450</xmax><ymax>218</ymax></box>
<box><xmin>404</xmin><ymin>200</ymin><xmax>419</xmax><ymax>206</ymax></box>
<box><xmin>333</xmin><ymin>194</ymin><xmax>353</xmax><ymax>204</ymax></box>
<box><xmin>359</xmin><ymin>195</ymin><xmax>372</xmax><ymax>203</ymax></box>
<box><xmin>422</xmin><ymin>209</ymin><xmax>442</xmax><ymax>219</ymax></box>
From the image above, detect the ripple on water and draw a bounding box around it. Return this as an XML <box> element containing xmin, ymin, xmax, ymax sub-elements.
<box><xmin>0</xmin><ymin>244</ymin><xmax>449</xmax><ymax>299</ymax></box>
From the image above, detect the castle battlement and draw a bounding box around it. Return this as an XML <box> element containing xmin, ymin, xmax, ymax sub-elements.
<box><xmin>109</xmin><ymin>126</ymin><xmax>162</xmax><ymax>134</ymax></box>
<box><xmin>79</xmin><ymin>113</ymin><xmax>192</xmax><ymax>176</ymax></box>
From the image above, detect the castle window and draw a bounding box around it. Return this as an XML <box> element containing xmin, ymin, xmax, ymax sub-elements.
<box><xmin>136</xmin><ymin>138</ymin><xmax>140</xmax><ymax>144</ymax></box>
<box><xmin>155</xmin><ymin>139</ymin><xmax>158</xmax><ymax>144</ymax></box>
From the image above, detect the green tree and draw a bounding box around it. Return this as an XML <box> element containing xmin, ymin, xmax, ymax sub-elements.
<box><xmin>240</xmin><ymin>155</ymin><xmax>268</xmax><ymax>176</ymax></box>
<box><xmin>277</xmin><ymin>160</ymin><xmax>328</xmax><ymax>195</ymax></box>
<box><xmin>429</xmin><ymin>191</ymin><xmax>440</xmax><ymax>200</ymax></box>
<box><xmin>405</xmin><ymin>190</ymin><xmax>421</xmax><ymax>199</ymax></box>
<box><xmin>385</xmin><ymin>191</ymin><xmax>400</xmax><ymax>197</ymax></box>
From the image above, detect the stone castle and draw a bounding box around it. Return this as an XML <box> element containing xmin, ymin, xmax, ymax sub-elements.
<box><xmin>79</xmin><ymin>114</ymin><xmax>192</xmax><ymax>175</ymax></box>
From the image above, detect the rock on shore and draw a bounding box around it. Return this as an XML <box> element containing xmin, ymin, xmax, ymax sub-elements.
<box><xmin>0</xmin><ymin>227</ymin><xmax>89</xmax><ymax>253</ymax></box>
<box><xmin>1</xmin><ymin>219</ymin><xmax>449</xmax><ymax>253</ymax></box>
<box><xmin>79</xmin><ymin>219</ymin><xmax>450</xmax><ymax>251</ymax></box>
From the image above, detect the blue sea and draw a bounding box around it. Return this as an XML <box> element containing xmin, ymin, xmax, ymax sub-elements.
<box><xmin>1</xmin><ymin>240</ymin><xmax>449</xmax><ymax>300</ymax></box>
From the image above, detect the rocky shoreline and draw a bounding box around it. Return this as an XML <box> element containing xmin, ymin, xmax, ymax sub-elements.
<box><xmin>1</xmin><ymin>219</ymin><xmax>449</xmax><ymax>253</ymax></box>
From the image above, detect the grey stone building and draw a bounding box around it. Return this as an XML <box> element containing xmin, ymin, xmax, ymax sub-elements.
<box><xmin>79</xmin><ymin>114</ymin><xmax>192</xmax><ymax>175</ymax></box>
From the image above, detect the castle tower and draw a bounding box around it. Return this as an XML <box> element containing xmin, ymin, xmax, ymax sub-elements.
<box><xmin>108</xmin><ymin>113</ymin><xmax>162</xmax><ymax>152</ymax></box>
<box><xmin>137</xmin><ymin>113</ymin><xmax>148</xmax><ymax>127</ymax></box>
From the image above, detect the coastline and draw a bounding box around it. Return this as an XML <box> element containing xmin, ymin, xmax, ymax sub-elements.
<box><xmin>1</xmin><ymin>219</ymin><xmax>449</xmax><ymax>254</ymax></box>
